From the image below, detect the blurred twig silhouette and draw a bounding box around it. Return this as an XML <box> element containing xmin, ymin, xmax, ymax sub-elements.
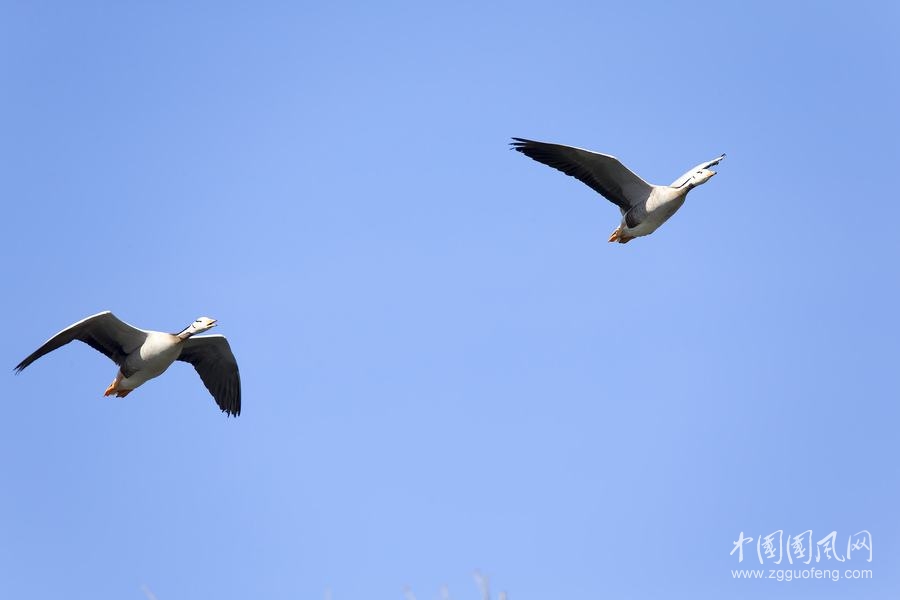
<box><xmin>143</xmin><ymin>569</ymin><xmax>507</xmax><ymax>600</ymax></box>
<box><xmin>403</xmin><ymin>570</ymin><xmax>507</xmax><ymax>600</ymax></box>
<box><xmin>140</xmin><ymin>585</ymin><xmax>159</xmax><ymax>600</ymax></box>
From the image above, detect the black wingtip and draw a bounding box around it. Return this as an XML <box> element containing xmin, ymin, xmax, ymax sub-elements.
<box><xmin>219</xmin><ymin>401</ymin><xmax>241</xmax><ymax>417</ymax></box>
<box><xmin>510</xmin><ymin>137</ymin><xmax>532</xmax><ymax>152</ymax></box>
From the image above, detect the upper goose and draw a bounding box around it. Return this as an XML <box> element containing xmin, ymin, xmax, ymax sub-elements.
<box><xmin>511</xmin><ymin>137</ymin><xmax>725</xmax><ymax>243</ymax></box>
<box><xmin>14</xmin><ymin>312</ymin><xmax>241</xmax><ymax>416</ymax></box>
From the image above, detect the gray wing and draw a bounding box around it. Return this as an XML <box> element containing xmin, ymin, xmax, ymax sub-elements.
<box><xmin>511</xmin><ymin>137</ymin><xmax>654</xmax><ymax>211</ymax></box>
<box><xmin>670</xmin><ymin>153</ymin><xmax>726</xmax><ymax>187</ymax></box>
<box><xmin>177</xmin><ymin>335</ymin><xmax>241</xmax><ymax>417</ymax></box>
<box><xmin>14</xmin><ymin>311</ymin><xmax>148</xmax><ymax>374</ymax></box>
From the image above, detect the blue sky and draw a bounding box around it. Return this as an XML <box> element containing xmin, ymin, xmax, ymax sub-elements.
<box><xmin>1</xmin><ymin>1</ymin><xmax>898</xmax><ymax>598</ymax></box>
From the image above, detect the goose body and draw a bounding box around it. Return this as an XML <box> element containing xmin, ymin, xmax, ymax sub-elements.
<box><xmin>115</xmin><ymin>331</ymin><xmax>185</xmax><ymax>390</ymax></box>
<box><xmin>511</xmin><ymin>137</ymin><xmax>725</xmax><ymax>243</ymax></box>
<box><xmin>14</xmin><ymin>312</ymin><xmax>241</xmax><ymax>416</ymax></box>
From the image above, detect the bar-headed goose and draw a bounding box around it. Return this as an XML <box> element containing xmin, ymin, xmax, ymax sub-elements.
<box><xmin>14</xmin><ymin>312</ymin><xmax>241</xmax><ymax>416</ymax></box>
<box><xmin>511</xmin><ymin>137</ymin><xmax>725</xmax><ymax>243</ymax></box>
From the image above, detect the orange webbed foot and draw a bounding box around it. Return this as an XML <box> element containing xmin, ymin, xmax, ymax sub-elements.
<box><xmin>608</xmin><ymin>228</ymin><xmax>621</xmax><ymax>243</ymax></box>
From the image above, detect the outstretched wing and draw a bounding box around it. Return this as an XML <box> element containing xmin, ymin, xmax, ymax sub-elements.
<box><xmin>670</xmin><ymin>153</ymin><xmax>726</xmax><ymax>188</ymax></box>
<box><xmin>511</xmin><ymin>137</ymin><xmax>654</xmax><ymax>211</ymax></box>
<box><xmin>15</xmin><ymin>311</ymin><xmax>148</xmax><ymax>373</ymax></box>
<box><xmin>177</xmin><ymin>335</ymin><xmax>241</xmax><ymax>417</ymax></box>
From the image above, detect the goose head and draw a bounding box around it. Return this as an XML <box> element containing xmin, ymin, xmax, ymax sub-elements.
<box><xmin>689</xmin><ymin>168</ymin><xmax>716</xmax><ymax>188</ymax></box>
<box><xmin>178</xmin><ymin>316</ymin><xmax>218</xmax><ymax>339</ymax></box>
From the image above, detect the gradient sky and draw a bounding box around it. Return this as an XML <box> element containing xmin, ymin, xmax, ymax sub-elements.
<box><xmin>1</xmin><ymin>2</ymin><xmax>898</xmax><ymax>599</ymax></box>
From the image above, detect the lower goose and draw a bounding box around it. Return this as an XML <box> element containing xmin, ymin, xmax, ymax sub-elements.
<box><xmin>14</xmin><ymin>312</ymin><xmax>241</xmax><ymax>416</ymax></box>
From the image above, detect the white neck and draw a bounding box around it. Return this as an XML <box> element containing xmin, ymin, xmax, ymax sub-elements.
<box><xmin>176</xmin><ymin>324</ymin><xmax>198</xmax><ymax>340</ymax></box>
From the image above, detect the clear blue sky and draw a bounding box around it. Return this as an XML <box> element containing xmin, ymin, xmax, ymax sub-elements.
<box><xmin>1</xmin><ymin>2</ymin><xmax>898</xmax><ymax>598</ymax></box>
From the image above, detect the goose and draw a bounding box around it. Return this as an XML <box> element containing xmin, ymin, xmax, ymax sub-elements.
<box><xmin>14</xmin><ymin>312</ymin><xmax>241</xmax><ymax>416</ymax></box>
<box><xmin>511</xmin><ymin>137</ymin><xmax>725</xmax><ymax>243</ymax></box>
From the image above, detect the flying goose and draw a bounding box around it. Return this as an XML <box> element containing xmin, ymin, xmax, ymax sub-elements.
<box><xmin>511</xmin><ymin>137</ymin><xmax>725</xmax><ymax>243</ymax></box>
<box><xmin>14</xmin><ymin>312</ymin><xmax>241</xmax><ymax>416</ymax></box>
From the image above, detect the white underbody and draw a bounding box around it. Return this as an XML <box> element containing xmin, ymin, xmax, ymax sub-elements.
<box><xmin>617</xmin><ymin>186</ymin><xmax>689</xmax><ymax>240</ymax></box>
<box><xmin>117</xmin><ymin>332</ymin><xmax>184</xmax><ymax>390</ymax></box>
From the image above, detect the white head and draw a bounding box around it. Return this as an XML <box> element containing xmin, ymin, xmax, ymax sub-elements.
<box><xmin>178</xmin><ymin>316</ymin><xmax>217</xmax><ymax>338</ymax></box>
<box><xmin>689</xmin><ymin>168</ymin><xmax>717</xmax><ymax>188</ymax></box>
